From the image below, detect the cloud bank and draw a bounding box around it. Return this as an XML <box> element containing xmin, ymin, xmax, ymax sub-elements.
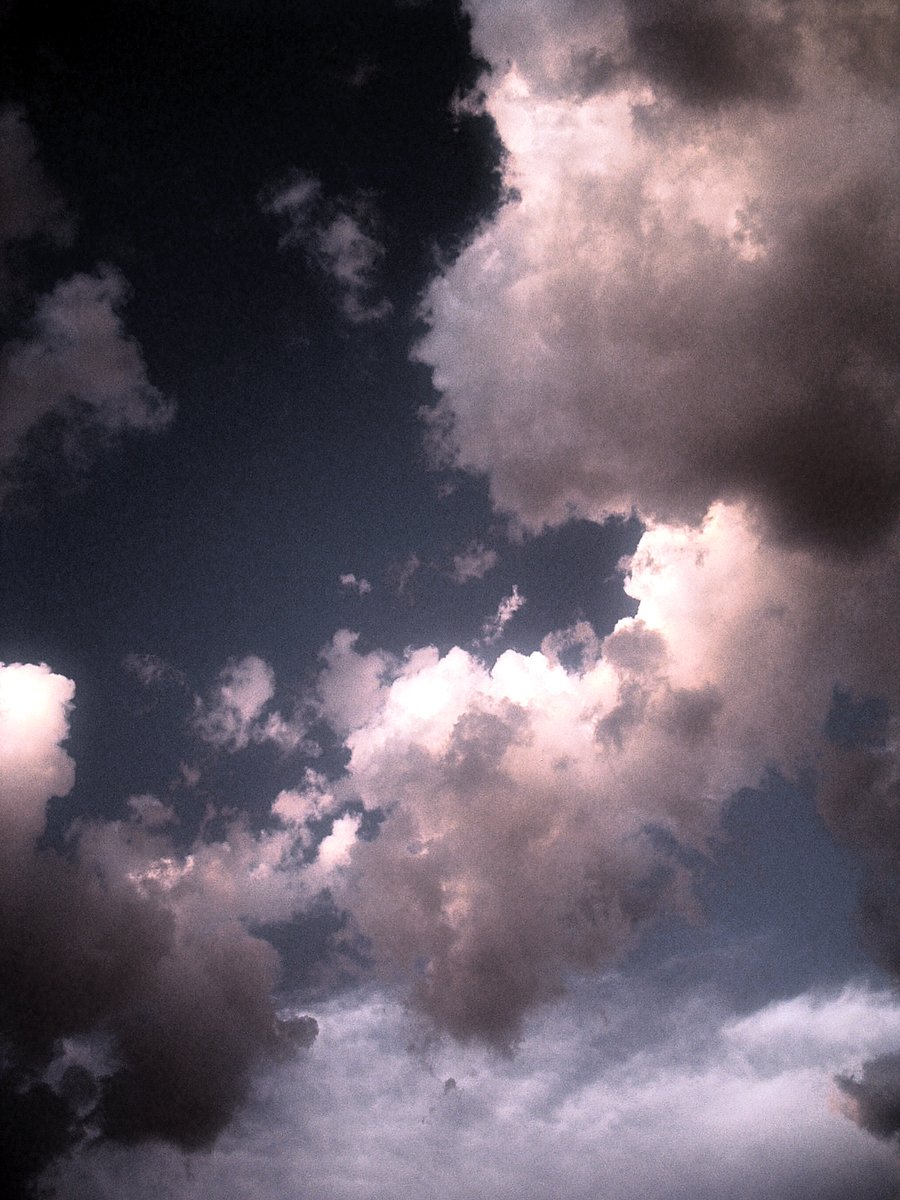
<box><xmin>395</xmin><ymin>0</ymin><xmax>900</xmax><ymax>1143</ymax></box>
<box><xmin>417</xmin><ymin>0</ymin><xmax>899</xmax><ymax>552</ymax></box>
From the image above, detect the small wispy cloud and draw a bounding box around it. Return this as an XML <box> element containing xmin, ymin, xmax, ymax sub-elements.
<box><xmin>339</xmin><ymin>572</ymin><xmax>372</xmax><ymax>595</ymax></box>
<box><xmin>450</xmin><ymin>541</ymin><xmax>497</xmax><ymax>584</ymax></box>
<box><xmin>480</xmin><ymin>584</ymin><xmax>525</xmax><ymax>644</ymax></box>
<box><xmin>262</xmin><ymin>169</ymin><xmax>391</xmax><ymax>323</ymax></box>
<box><xmin>123</xmin><ymin>652</ymin><xmax>187</xmax><ymax>689</ymax></box>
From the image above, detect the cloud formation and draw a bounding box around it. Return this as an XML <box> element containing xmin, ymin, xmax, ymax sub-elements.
<box><xmin>263</xmin><ymin>170</ymin><xmax>392</xmax><ymax>323</ymax></box>
<box><xmin>47</xmin><ymin>983</ymin><xmax>900</xmax><ymax>1200</ymax></box>
<box><xmin>339</xmin><ymin>572</ymin><xmax>373</xmax><ymax>595</ymax></box>
<box><xmin>398</xmin><ymin>0</ymin><xmax>900</xmax><ymax>1150</ymax></box>
<box><xmin>0</xmin><ymin>269</ymin><xmax>173</xmax><ymax>489</ymax></box>
<box><xmin>417</xmin><ymin>0</ymin><xmax>899</xmax><ymax>553</ymax></box>
<box><xmin>322</xmin><ymin>540</ymin><xmax>798</xmax><ymax>1044</ymax></box>
<box><xmin>193</xmin><ymin>655</ymin><xmax>310</xmax><ymax>753</ymax></box>
<box><xmin>0</xmin><ymin>111</ymin><xmax>172</xmax><ymax>501</ymax></box>
<box><xmin>0</xmin><ymin>106</ymin><xmax>70</xmax><ymax>279</ymax></box>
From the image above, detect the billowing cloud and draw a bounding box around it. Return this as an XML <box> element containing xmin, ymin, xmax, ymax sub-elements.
<box><xmin>46</xmin><ymin>983</ymin><xmax>900</xmax><ymax>1200</ymax></box>
<box><xmin>322</xmin><ymin>543</ymin><xmax>794</xmax><ymax>1043</ymax></box>
<box><xmin>402</xmin><ymin>0</ymin><xmax>900</xmax><ymax>1147</ymax></box>
<box><xmin>416</xmin><ymin>0</ymin><xmax>899</xmax><ymax>553</ymax></box>
<box><xmin>0</xmin><ymin>663</ymin><xmax>322</xmax><ymax>1195</ymax></box>
<box><xmin>298</xmin><ymin>490</ymin><xmax>900</xmax><ymax>1058</ymax></box>
<box><xmin>0</xmin><ymin>268</ymin><xmax>174</xmax><ymax>494</ymax></box>
<box><xmin>263</xmin><ymin>169</ymin><xmax>392</xmax><ymax>323</ymax></box>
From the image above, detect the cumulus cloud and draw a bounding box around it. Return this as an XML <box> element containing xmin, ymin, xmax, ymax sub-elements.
<box><xmin>292</xmin><ymin>487</ymin><xmax>900</xmax><ymax>1060</ymax></box>
<box><xmin>339</xmin><ymin>572</ymin><xmax>373</xmax><ymax>595</ymax></box>
<box><xmin>262</xmin><ymin>169</ymin><xmax>392</xmax><ymax>323</ymax></box>
<box><xmin>416</xmin><ymin>0</ymin><xmax>899</xmax><ymax>553</ymax></box>
<box><xmin>450</xmin><ymin>541</ymin><xmax>497</xmax><ymax>583</ymax></box>
<box><xmin>402</xmin><ymin>0</ymin><xmax>900</xmax><ymax>1147</ymax></box>
<box><xmin>193</xmin><ymin>655</ymin><xmax>310</xmax><ymax>753</ymax></box>
<box><xmin>319</xmin><ymin>550</ymin><xmax>810</xmax><ymax>1044</ymax></box>
<box><xmin>0</xmin><ymin>662</ymin><xmax>328</xmax><ymax>1196</ymax></box>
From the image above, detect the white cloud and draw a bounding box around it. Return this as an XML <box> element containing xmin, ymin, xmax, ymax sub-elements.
<box><xmin>480</xmin><ymin>583</ymin><xmax>525</xmax><ymax>644</ymax></box>
<box><xmin>339</xmin><ymin>572</ymin><xmax>373</xmax><ymax>595</ymax></box>
<box><xmin>48</xmin><ymin>982</ymin><xmax>900</xmax><ymax>1200</ymax></box>
<box><xmin>416</xmin><ymin>1</ymin><xmax>900</xmax><ymax>551</ymax></box>
<box><xmin>0</xmin><ymin>661</ymin><xmax>75</xmax><ymax>849</ymax></box>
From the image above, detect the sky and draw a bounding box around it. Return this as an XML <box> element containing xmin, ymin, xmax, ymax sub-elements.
<box><xmin>0</xmin><ymin>1</ymin><xmax>899</xmax><ymax>1196</ymax></box>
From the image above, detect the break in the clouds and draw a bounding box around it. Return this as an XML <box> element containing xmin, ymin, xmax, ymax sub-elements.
<box><xmin>263</xmin><ymin>169</ymin><xmax>392</xmax><ymax>323</ymax></box>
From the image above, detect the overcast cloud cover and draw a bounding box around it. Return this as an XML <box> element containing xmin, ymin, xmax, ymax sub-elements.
<box><xmin>1</xmin><ymin>1</ymin><xmax>899</xmax><ymax>1197</ymax></box>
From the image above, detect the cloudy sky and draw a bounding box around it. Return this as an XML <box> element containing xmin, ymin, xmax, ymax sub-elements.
<box><xmin>1</xmin><ymin>1</ymin><xmax>899</xmax><ymax>1196</ymax></box>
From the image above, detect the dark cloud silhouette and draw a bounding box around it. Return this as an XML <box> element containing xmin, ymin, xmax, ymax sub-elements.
<box><xmin>837</xmin><ymin>1052</ymin><xmax>900</xmax><ymax>1143</ymax></box>
<box><xmin>0</xmin><ymin>664</ymin><xmax>318</xmax><ymax>1194</ymax></box>
<box><xmin>626</xmin><ymin>0</ymin><xmax>799</xmax><ymax>109</ymax></box>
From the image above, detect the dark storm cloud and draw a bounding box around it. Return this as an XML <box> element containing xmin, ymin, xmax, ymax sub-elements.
<box><xmin>0</xmin><ymin>665</ymin><xmax>316</xmax><ymax>1195</ymax></box>
<box><xmin>570</xmin><ymin>0</ymin><xmax>799</xmax><ymax>109</ymax></box>
<box><xmin>837</xmin><ymin>1053</ymin><xmax>900</xmax><ymax>1144</ymax></box>
<box><xmin>625</xmin><ymin>0</ymin><xmax>799</xmax><ymax>108</ymax></box>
